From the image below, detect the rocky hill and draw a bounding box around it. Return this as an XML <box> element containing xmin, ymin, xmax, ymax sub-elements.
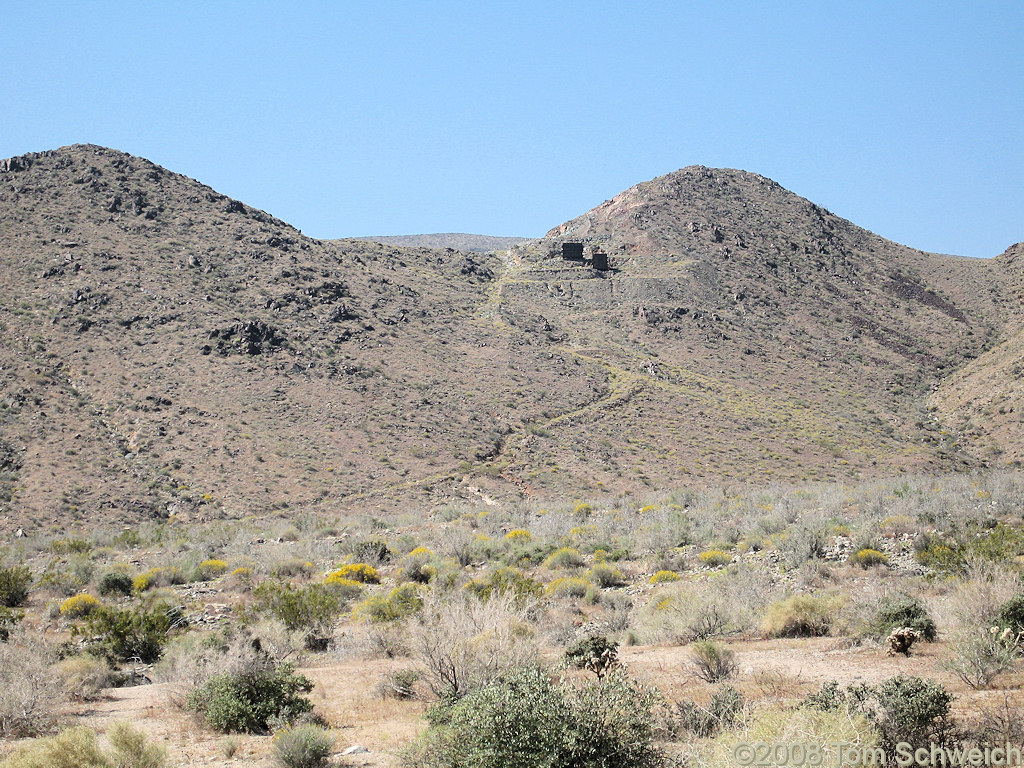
<box><xmin>0</xmin><ymin>148</ymin><xmax>1019</xmax><ymax>532</ymax></box>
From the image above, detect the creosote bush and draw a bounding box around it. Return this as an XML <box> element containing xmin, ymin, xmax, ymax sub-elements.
<box><xmin>251</xmin><ymin>581</ymin><xmax>345</xmax><ymax>650</ymax></box>
<box><xmin>355</xmin><ymin>582</ymin><xmax>424</xmax><ymax>623</ymax></box>
<box><xmin>585</xmin><ymin>562</ymin><xmax>626</xmax><ymax>588</ymax></box>
<box><xmin>73</xmin><ymin>604</ymin><xmax>179</xmax><ymax>663</ymax></box>
<box><xmin>546</xmin><ymin>576</ymin><xmax>588</xmax><ymax>598</ymax></box>
<box><xmin>186</xmin><ymin>659</ymin><xmax>314</xmax><ymax>733</ymax></box>
<box><xmin>97</xmin><ymin>569</ymin><xmax>134</xmax><ymax>598</ymax></box>
<box><xmin>404</xmin><ymin>666</ymin><xmax>665</xmax><ymax>768</ymax></box>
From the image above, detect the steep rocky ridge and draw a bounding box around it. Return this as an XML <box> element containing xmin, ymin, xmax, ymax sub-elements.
<box><xmin>0</xmin><ymin>148</ymin><xmax>1019</xmax><ymax>532</ymax></box>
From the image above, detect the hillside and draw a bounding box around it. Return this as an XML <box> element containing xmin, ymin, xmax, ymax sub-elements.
<box><xmin>0</xmin><ymin>148</ymin><xmax>1020</xmax><ymax>532</ymax></box>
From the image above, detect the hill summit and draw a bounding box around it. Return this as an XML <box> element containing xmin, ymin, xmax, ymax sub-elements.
<box><xmin>0</xmin><ymin>146</ymin><xmax>1020</xmax><ymax>531</ymax></box>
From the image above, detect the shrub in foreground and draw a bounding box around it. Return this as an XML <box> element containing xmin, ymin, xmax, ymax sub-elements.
<box><xmin>185</xmin><ymin>661</ymin><xmax>314</xmax><ymax>733</ymax></box>
<box><xmin>0</xmin><ymin>722</ymin><xmax>166</xmax><ymax>768</ymax></box>
<box><xmin>97</xmin><ymin>569</ymin><xmax>134</xmax><ymax>598</ymax></box>
<box><xmin>272</xmin><ymin>723</ymin><xmax>334</xmax><ymax>768</ymax></box>
<box><xmin>404</xmin><ymin>666</ymin><xmax>665</xmax><ymax>768</ymax></box>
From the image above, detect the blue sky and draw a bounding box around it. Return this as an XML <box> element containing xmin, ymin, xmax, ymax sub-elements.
<box><xmin>1</xmin><ymin>1</ymin><xmax>1021</xmax><ymax>257</ymax></box>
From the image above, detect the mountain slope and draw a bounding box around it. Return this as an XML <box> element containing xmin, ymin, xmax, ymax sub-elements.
<box><xmin>0</xmin><ymin>149</ymin><xmax>1019</xmax><ymax>532</ymax></box>
<box><xmin>351</xmin><ymin>233</ymin><xmax>529</xmax><ymax>252</ymax></box>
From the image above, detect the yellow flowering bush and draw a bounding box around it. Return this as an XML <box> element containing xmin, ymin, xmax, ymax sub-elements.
<box><xmin>59</xmin><ymin>593</ymin><xmax>101</xmax><ymax>618</ymax></box>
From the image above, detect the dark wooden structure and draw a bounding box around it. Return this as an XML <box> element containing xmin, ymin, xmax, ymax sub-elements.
<box><xmin>591</xmin><ymin>249</ymin><xmax>610</xmax><ymax>271</ymax></box>
<box><xmin>562</xmin><ymin>242</ymin><xmax>584</xmax><ymax>261</ymax></box>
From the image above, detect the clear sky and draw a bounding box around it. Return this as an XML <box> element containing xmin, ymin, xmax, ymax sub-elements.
<box><xmin>1</xmin><ymin>1</ymin><xmax>1021</xmax><ymax>258</ymax></box>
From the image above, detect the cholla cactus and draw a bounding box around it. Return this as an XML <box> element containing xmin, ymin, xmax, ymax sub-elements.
<box><xmin>886</xmin><ymin>626</ymin><xmax>921</xmax><ymax>656</ymax></box>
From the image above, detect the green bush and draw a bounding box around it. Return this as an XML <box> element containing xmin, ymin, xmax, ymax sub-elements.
<box><xmin>0</xmin><ymin>565</ymin><xmax>31</xmax><ymax>607</ymax></box>
<box><xmin>352</xmin><ymin>538</ymin><xmax>391</xmax><ymax>565</ymax></box>
<box><xmin>251</xmin><ymin>581</ymin><xmax>345</xmax><ymax>650</ymax></box>
<box><xmin>585</xmin><ymin>562</ymin><xmax>626</xmax><ymax>588</ymax></box>
<box><xmin>761</xmin><ymin>593</ymin><xmax>842</xmax><ymax>637</ymax></box>
<box><xmin>97</xmin><ymin>570</ymin><xmax>134</xmax><ymax>598</ymax></box>
<box><xmin>546</xmin><ymin>576</ymin><xmax>589</xmax><ymax>598</ymax></box>
<box><xmin>354</xmin><ymin>582</ymin><xmax>423</xmax><ymax>623</ymax></box>
<box><xmin>185</xmin><ymin>661</ymin><xmax>314</xmax><ymax>733</ymax></box>
<box><xmin>272</xmin><ymin>723</ymin><xmax>334</xmax><ymax>768</ymax></box>
<box><xmin>803</xmin><ymin>675</ymin><xmax>955</xmax><ymax>751</ymax></box>
<box><xmin>697</xmin><ymin>550</ymin><xmax>732</xmax><ymax>567</ymax></box>
<box><xmin>464</xmin><ymin>567</ymin><xmax>542</xmax><ymax>602</ymax></box>
<box><xmin>405</xmin><ymin>666</ymin><xmax>664</xmax><ymax>768</ymax></box>
<box><xmin>72</xmin><ymin>604</ymin><xmax>178</xmax><ymax>663</ymax></box>
<box><xmin>868</xmin><ymin>595</ymin><xmax>937</xmax><ymax>641</ymax></box>
<box><xmin>996</xmin><ymin>593</ymin><xmax>1024</xmax><ymax>633</ymax></box>
<box><xmin>565</xmin><ymin>635</ymin><xmax>619</xmax><ymax>678</ymax></box>
<box><xmin>543</xmin><ymin>547</ymin><xmax>585</xmax><ymax>570</ymax></box>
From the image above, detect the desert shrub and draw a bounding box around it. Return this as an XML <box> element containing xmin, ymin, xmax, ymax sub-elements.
<box><xmin>914</xmin><ymin>533</ymin><xmax>964</xmax><ymax>573</ymax></box>
<box><xmin>0</xmin><ymin>630</ymin><xmax>62</xmax><ymax>736</ymax></box>
<box><xmin>321</xmin><ymin>575</ymin><xmax>363</xmax><ymax>600</ymax></box>
<box><xmin>251</xmin><ymin>581</ymin><xmax>345</xmax><ymax>650</ymax></box>
<box><xmin>132</xmin><ymin>567</ymin><xmax>182</xmax><ymax>593</ymax></box>
<box><xmin>505</xmin><ymin>529</ymin><xmax>532</xmax><ymax>543</ymax></box>
<box><xmin>0</xmin><ymin>565</ymin><xmax>31</xmax><ymax>607</ymax></box>
<box><xmin>327</xmin><ymin>562</ymin><xmax>380</xmax><ymax>584</ymax></box>
<box><xmin>780</xmin><ymin>523</ymin><xmax>829</xmax><ymax>565</ymax></box>
<box><xmin>1</xmin><ymin>722</ymin><xmax>167</xmax><ymax>768</ymax></box>
<box><xmin>410</xmin><ymin>591</ymin><xmax>539</xmax><ymax>700</ymax></box>
<box><xmin>649</xmin><ymin>570</ymin><xmax>680</xmax><ymax>584</ymax></box>
<box><xmin>72</xmin><ymin>604</ymin><xmax>177</xmax><ymax>663</ymax></box>
<box><xmin>59</xmin><ymin>593</ymin><xmax>101</xmax><ymax>619</ymax></box>
<box><xmin>698</xmin><ymin>550</ymin><xmax>732</xmax><ymax>567</ymax></box>
<box><xmin>996</xmin><ymin>593</ymin><xmax>1024</xmax><ymax>633</ymax></box>
<box><xmin>198</xmin><ymin>559</ymin><xmax>229</xmax><ymax>580</ymax></box>
<box><xmin>872</xmin><ymin>675</ymin><xmax>957</xmax><ymax>750</ymax></box>
<box><xmin>942</xmin><ymin>626</ymin><xmax>1019</xmax><ymax>689</ymax></box>
<box><xmin>546</xmin><ymin>576</ymin><xmax>588</xmax><ymax>598</ymax></box>
<box><xmin>55</xmin><ymin>654</ymin><xmax>116</xmax><ymax>700</ymax></box>
<box><xmin>867</xmin><ymin>595</ymin><xmax>937</xmax><ymax>641</ymax></box>
<box><xmin>674</xmin><ymin>684</ymin><xmax>744</xmax><ymax>738</ymax></box>
<box><xmin>49</xmin><ymin>537</ymin><xmax>92</xmax><ymax>555</ymax></box>
<box><xmin>463</xmin><ymin>566</ymin><xmax>542</xmax><ymax>602</ymax></box>
<box><xmin>850</xmin><ymin>548</ymin><xmax>889</xmax><ymax>567</ymax></box>
<box><xmin>106</xmin><ymin>721</ymin><xmax>168</xmax><ymax>768</ymax></box>
<box><xmin>97</xmin><ymin>569</ymin><xmax>134</xmax><ymax>597</ymax></box>
<box><xmin>351</xmin><ymin>538</ymin><xmax>391</xmax><ymax>565</ymax></box>
<box><xmin>0</xmin><ymin>726</ymin><xmax>109</xmax><ymax>768</ymax></box>
<box><xmin>399</xmin><ymin>548</ymin><xmax>437</xmax><ymax>584</ymax></box>
<box><xmin>762</xmin><ymin>593</ymin><xmax>842</xmax><ymax>637</ymax></box>
<box><xmin>585</xmin><ymin>562</ymin><xmax>626</xmax><ymax>588</ymax></box>
<box><xmin>405</xmin><ymin>666</ymin><xmax>665</xmax><ymax>768</ymax></box>
<box><xmin>565</xmin><ymin>635</ymin><xmax>618</xmax><ymax>678</ymax></box>
<box><xmin>544</xmin><ymin>547</ymin><xmax>585</xmax><ymax>570</ymax></box>
<box><xmin>272</xmin><ymin>723</ymin><xmax>334</xmax><ymax>768</ymax></box>
<box><xmin>185</xmin><ymin>661</ymin><xmax>314</xmax><ymax>733</ymax></box>
<box><xmin>689</xmin><ymin>640</ymin><xmax>736</xmax><ymax>683</ymax></box>
<box><xmin>0</xmin><ymin>606</ymin><xmax>22</xmax><ymax>641</ymax></box>
<box><xmin>354</xmin><ymin>582</ymin><xmax>424</xmax><ymax>623</ymax></box>
<box><xmin>378</xmin><ymin>668</ymin><xmax>420</xmax><ymax>699</ymax></box>
<box><xmin>804</xmin><ymin>675</ymin><xmax>955</xmax><ymax>751</ymax></box>
<box><xmin>271</xmin><ymin>559</ymin><xmax>315</xmax><ymax>579</ymax></box>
